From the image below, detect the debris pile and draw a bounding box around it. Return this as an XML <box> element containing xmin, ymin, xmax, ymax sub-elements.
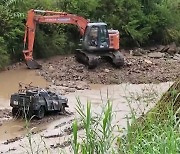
<box><xmin>38</xmin><ymin>49</ymin><xmax>180</xmax><ymax>86</ymax></box>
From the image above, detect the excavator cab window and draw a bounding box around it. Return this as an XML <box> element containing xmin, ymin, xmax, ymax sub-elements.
<box><xmin>83</xmin><ymin>24</ymin><xmax>110</xmax><ymax>51</ymax></box>
<box><xmin>89</xmin><ymin>27</ymin><xmax>98</xmax><ymax>47</ymax></box>
<box><xmin>99</xmin><ymin>25</ymin><xmax>109</xmax><ymax>48</ymax></box>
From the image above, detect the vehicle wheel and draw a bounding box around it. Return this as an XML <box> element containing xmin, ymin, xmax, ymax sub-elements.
<box><xmin>36</xmin><ymin>106</ymin><xmax>45</xmax><ymax>119</ymax></box>
<box><xmin>12</xmin><ymin>108</ymin><xmax>21</xmax><ymax>118</ymax></box>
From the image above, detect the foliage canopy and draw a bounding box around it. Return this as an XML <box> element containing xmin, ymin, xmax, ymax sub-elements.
<box><xmin>0</xmin><ymin>0</ymin><xmax>179</xmax><ymax>69</ymax></box>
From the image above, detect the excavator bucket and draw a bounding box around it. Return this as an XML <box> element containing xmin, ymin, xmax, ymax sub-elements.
<box><xmin>26</xmin><ymin>60</ymin><xmax>42</xmax><ymax>69</ymax></box>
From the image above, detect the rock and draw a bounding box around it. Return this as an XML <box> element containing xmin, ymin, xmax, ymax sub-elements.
<box><xmin>177</xmin><ymin>47</ymin><xmax>180</xmax><ymax>54</ymax></box>
<box><xmin>173</xmin><ymin>54</ymin><xmax>180</xmax><ymax>61</ymax></box>
<box><xmin>161</xmin><ymin>46</ymin><xmax>169</xmax><ymax>53</ymax></box>
<box><xmin>143</xmin><ymin>50</ymin><xmax>149</xmax><ymax>54</ymax></box>
<box><xmin>18</xmin><ymin>62</ymin><xmax>23</xmax><ymax>66</ymax></box>
<box><xmin>63</xmin><ymin>83</ymin><xmax>68</xmax><ymax>87</ymax></box>
<box><xmin>132</xmin><ymin>48</ymin><xmax>144</xmax><ymax>56</ymax></box>
<box><xmin>76</xmin><ymin>65</ymin><xmax>84</xmax><ymax>73</ymax></box>
<box><xmin>104</xmin><ymin>69</ymin><xmax>110</xmax><ymax>73</ymax></box>
<box><xmin>76</xmin><ymin>85</ymin><xmax>84</xmax><ymax>90</ymax></box>
<box><xmin>129</xmin><ymin>50</ymin><xmax>133</xmax><ymax>55</ymax></box>
<box><xmin>126</xmin><ymin>61</ymin><xmax>133</xmax><ymax>67</ymax></box>
<box><xmin>48</xmin><ymin>66</ymin><xmax>55</xmax><ymax>72</ymax></box>
<box><xmin>148</xmin><ymin>52</ymin><xmax>165</xmax><ymax>58</ymax></box>
<box><xmin>76</xmin><ymin>67</ymin><xmax>83</xmax><ymax>73</ymax></box>
<box><xmin>156</xmin><ymin>45</ymin><xmax>166</xmax><ymax>52</ymax></box>
<box><xmin>65</xmin><ymin>88</ymin><xmax>76</xmax><ymax>93</ymax></box>
<box><xmin>144</xmin><ymin>59</ymin><xmax>153</xmax><ymax>64</ymax></box>
<box><xmin>110</xmin><ymin>78</ymin><xmax>119</xmax><ymax>84</ymax></box>
<box><xmin>36</xmin><ymin>71</ymin><xmax>41</xmax><ymax>76</ymax></box>
<box><xmin>131</xmin><ymin>48</ymin><xmax>148</xmax><ymax>56</ymax></box>
<box><xmin>164</xmin><ymin>53</ymin><xmax>174</xmax><ymax>59</ymax></box>
<box><xmin>55</xmin><ymin>80</ymin><xmax>61</xmax><ymax>86</ymax></box>
<box><xmin>150</xmin><ymin>46</ymin><xmax>158</xmax><ymax>51</ymax></box>
<box><xmin>167</xmin><ymin>43</ymin><xmax>177</xmax><ymax>55</ymax></box>
<box><xmin>75</xmin><ymin>81</ymin><xmax>88</xmax><ymax>90</ymax></box>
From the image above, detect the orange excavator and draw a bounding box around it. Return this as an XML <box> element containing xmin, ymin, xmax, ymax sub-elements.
<box><xmin>23</xmin><ymin>9</ymin><xmax>124</xmax><ymax>69</ymax></box>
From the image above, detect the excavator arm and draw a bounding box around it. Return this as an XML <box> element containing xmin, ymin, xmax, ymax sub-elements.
<box><xmin>23</xmin><ymin>9</ymin><xmax>89</xmax><ymax>69</ymax></box>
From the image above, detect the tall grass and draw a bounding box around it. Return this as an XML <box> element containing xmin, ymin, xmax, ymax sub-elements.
<box><xmin>118</xmin><ymin>105</ymin><xmax>180</xmax><ymax>154</ymax></box>
<box><xmin>72</xmin><ymin>95</ymin><xmax>180</xmax><ymax>154</ymax></box>
<box><xmin>72</xmin><ymin>99</ymin><xmax>117</xmax><ymax>154</ymax></box>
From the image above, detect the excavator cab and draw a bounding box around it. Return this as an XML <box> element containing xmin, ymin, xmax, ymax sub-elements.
<box><xmin>83</xmin><ymin>23</ymin><xmax>110</xmax><ymax>51</ymax></box>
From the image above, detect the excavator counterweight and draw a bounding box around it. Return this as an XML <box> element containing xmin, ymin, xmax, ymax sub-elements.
<box><xmin>23</xmin><ymin>9</ymin><xmax>124</xmax><ymax>69</ymax></box>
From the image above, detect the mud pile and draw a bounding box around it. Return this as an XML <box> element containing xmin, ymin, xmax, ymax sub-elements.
<box><xmin>38</xmin><ymin>52</ymin><xmax>180</xmax><ymax>87</ymax></box>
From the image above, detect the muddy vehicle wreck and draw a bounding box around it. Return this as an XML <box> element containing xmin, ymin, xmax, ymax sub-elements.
<box><xmin>10</xmin><ymin>83</ymin><xmax>69</xmax><ymax>119</ymax></box>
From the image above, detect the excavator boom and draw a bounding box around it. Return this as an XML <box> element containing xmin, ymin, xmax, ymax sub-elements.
<box><xmin>23</xmin><ymin>9</ymin><xmax>88</xmax><ymax>69</ymax></box>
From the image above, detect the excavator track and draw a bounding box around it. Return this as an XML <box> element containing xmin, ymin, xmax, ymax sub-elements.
<box><xmin>76</xmin><ymin>49</ymin><xmax>124</xmax><ymax>68</ymax></box>
<box><xmin>104</xmin><ymin>51</ymin><xmax>125</xmax><ymax>68</ymax></box>
<box><xmin>75</xmin><ymin>49</ymin><xmax>100</xmax><ymax>69</ymax></box>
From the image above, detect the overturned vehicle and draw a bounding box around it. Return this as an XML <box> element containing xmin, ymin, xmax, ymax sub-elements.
<box><xmin>10</xmin><ymin>83</ymin><xmax>68</xmax><ymax>119</ymax></box>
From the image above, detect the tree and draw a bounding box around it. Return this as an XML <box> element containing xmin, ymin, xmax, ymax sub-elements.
<box><xmin>0</xmin><ymin>37</ymin><xmax>9</xmax><ymax>69</ymax></box>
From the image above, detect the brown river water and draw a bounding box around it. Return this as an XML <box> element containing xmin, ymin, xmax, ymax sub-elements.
<box><xmin>0</xmin><ymin>69</ymin><xmax>48</xmax><ymax>101</ymax></box>
<box><xmin>0</xmin><ymin>68</ymin><xmax>172</xmax><ymax>153</ymax></box>
<box><xmin>0</xmin><ymin>69</ymin><xmax>49</xmax><ymax>141</ymax></box>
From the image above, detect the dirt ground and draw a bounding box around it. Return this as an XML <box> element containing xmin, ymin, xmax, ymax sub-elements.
<box><xmin>38</xmin><ymin>53</ymin><xmax>180</xmax><ymax>87</ymax></box>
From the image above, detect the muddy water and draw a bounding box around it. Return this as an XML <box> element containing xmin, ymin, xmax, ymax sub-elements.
<box><xmin>0</xmin><ymin>81</ymin><xmax>173</xmax><ymax>153</ymax></box>
<box><xmin>0</xmin><ymin>69</ymin><xmax>49</xmax><ymax>108</ymax></box>
<box><xmin>0</xmin><ymin>69</ymin><xmax>49</xmax><ymax>141</ymax></box>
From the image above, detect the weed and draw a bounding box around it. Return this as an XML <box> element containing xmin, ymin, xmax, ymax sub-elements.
<box><xmin>72</xmin><ymin>99</ymin><xmax>116</xmax><ymax>154</ymax></box>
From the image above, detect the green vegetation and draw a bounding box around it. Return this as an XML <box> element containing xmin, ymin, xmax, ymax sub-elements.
<box><xmin>118</xmin><ymin>110</ymin><xmax>180</xmax><ymax>154</ymax></box>
<box><xmin>0</xmin><ymin>37</ymin><xmax>9</xmax><ymax>68</ymax></box>
<box><xmin>72</xmin><ymin>79</ymin><xmax>180</xmax><ymax>154</ymax></box>
<box><xmin>118</xmin><ymin>78</ymin><xmax>180</xmax><ymax>153</ymax></box>
<box><xmin>72</xmin><ymin>99</ymin><xmax>116</xmax><ymax>153</ymax></box>
<box><xmin>0</xmin><ymin>0</ymin><xmax>180</xmax><ymax>69</ymax></box>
